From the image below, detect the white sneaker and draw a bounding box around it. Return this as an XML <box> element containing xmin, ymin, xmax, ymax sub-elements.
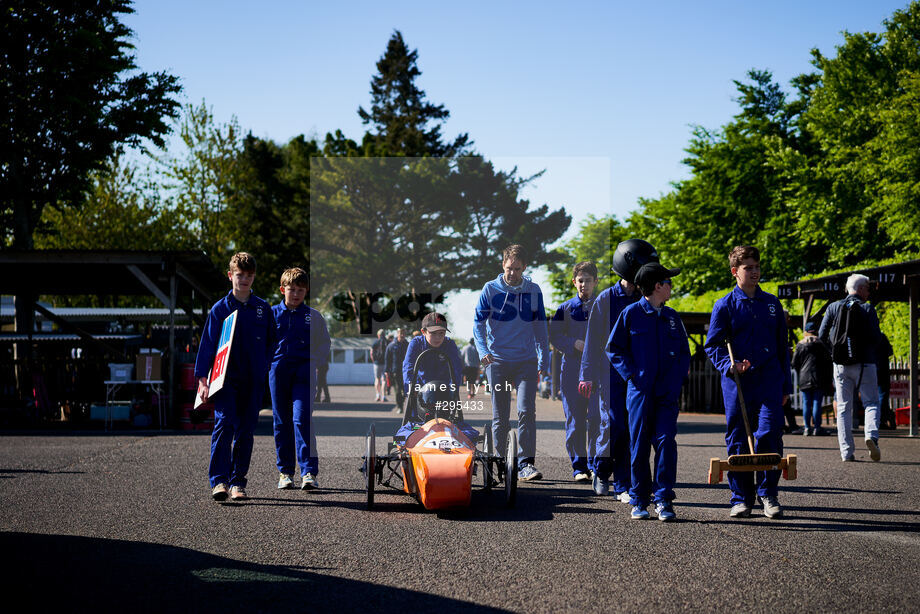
<box><xmin>301</xmin><ymin>473</ymin><xmax>319</xmax><ymax>490</ymax></box>
<box><xmin>573</xmin><ymin>472</ymin><xmax>590</xmax><ymax>482</ymax></box>
<box><xmin>762</xmin><ymin>496</ymin><xmax>782</xmax><ymax>518</ymax></box>
<box><xmin>614</xmin><ymin>491</ymin><xmax>631</xmax><ymax>504</ymax></box>
<box><xmin>277</xmin><ymin>473</ymin><xmax>294</xmax><ymax>489</ymax></box>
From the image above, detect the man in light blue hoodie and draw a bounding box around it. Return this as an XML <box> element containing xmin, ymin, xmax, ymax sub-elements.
<box><xmin>474</xmin><ymin>244</ymin><xmax>550</xmax><ymax>481</ymax></box>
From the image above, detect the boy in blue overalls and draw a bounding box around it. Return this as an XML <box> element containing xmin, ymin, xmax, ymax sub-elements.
<box><xmin>196</xmin><ymin>252</ymin><xmax>277</xmax><ymax>502</ymax></box>
<box><xmin>549</xmin><ymin>261</ymin><xmax>600</xmax><ymax>483</ymax></box>
<box><xmin>705</xmin><ymin>245</ymin><xmax>792</xmax><ymax>519</ymax></box>
<box><xmin>579</xmin><ymin>239</ymin><xmax>655</xmax><ymax>501</ymax></box>
<box><xmin>396</xmin><ymin>312</ymin><xmax>478</xmax><ymax>442</ymax></box>
<box><xmin>269</xmin><ymin>267</ymin><xmax>331</xmax><ymax>491</ymax></box>
<box><xmin>607</xmin><ymin>262</ymin><xmax>689</xmax><ymax>521</ymax></box>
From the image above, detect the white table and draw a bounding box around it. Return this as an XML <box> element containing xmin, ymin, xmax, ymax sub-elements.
<box><xmin>104</xmin><ymin>380</ymin><xmax>165</xmax><ymax>430</ymax></box>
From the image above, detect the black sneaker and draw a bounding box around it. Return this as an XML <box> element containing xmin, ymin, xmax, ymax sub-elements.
<box><xmin>866</xmin><ymin>438</ymin><xmax>881</xmax><ymax>462</ymax></box>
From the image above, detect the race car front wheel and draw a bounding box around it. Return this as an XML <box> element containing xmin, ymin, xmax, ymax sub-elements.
<box><xmin>365</xmin><ymin>423</ymin><xmax>376</xmax><ymax>509</ymax></box>
<box><xmin>504</xmin><ymin>430</ymin><xmax>518</xmax><ymax>508</ymax></box>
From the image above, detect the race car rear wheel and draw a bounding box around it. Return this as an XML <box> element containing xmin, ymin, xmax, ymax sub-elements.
<box><xmin>505</xmin><ymin>429</ymin><xmax>518</xmax><ymax>508</ymax></box>
<box><xmin>365</xmin><ymin>423</ymin><xmax>376</xmax><ymax>509</ymax></box>
<box><xmin>481</xmin><ymin>427</ymin><xmax>494</xmax><ymax>491</ymax></box>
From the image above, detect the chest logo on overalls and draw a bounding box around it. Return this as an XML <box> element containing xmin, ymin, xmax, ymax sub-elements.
<box><xmin>257</xmin><ymin>306</ymin><xmax>264</xmax><ymax>319</ymax></box>
<box><xmin>669</xmin><ymin>318</ymin><xmax>676</xmax><ymax>330</ymax></box>
<box><xmin>768</xmin><ymin>304</ymin><xmax>776</xmax><ymax>316</ymax></box>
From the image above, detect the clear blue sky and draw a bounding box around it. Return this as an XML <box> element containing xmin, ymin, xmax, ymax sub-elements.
<box><xmin>125</xmin><ymin>1</ymin><xmax>911</xmax><ymax>335</ymax></box>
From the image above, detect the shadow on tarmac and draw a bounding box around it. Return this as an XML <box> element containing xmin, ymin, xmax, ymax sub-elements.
<box><xmin>0</xmin><ymin>532</ymin><xmax>511</xmax><ymax>613</ymax></box>
<box><xmin>0</xmin><ymin>468</ymin><xmax>85</xmax><ymax>476</ymax></box>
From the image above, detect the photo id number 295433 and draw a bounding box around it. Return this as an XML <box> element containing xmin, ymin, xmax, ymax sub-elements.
<box><xmin>436</xmin><ymin>400</ymin><xmax>485</xmax><ymax>412</ymax></box>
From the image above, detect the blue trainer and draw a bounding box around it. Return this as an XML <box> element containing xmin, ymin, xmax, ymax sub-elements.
<box><xmin>518</xmin><ymin>464</ymin><xmax>542</xmax><ymax>481</ymax></box>
<box><xmin>630</xmin><ymin>505</ymin><xmax>649</xmax><ymax>520</ymax></box>
<box><xmin>655</xmin><ymin>502</ymin><xmax>676</xmax><ymax>522</ymax></box>
<box><xmin>592</xmin><ymin>474</ymin><xmax>609</xmax><ymax>496</ymax></box>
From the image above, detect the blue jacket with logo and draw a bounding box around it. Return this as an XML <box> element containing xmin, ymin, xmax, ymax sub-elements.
<box><xmin>473</xmin><ymin>274</ymin><xmax>549</xmax><ymax>371</ymax></box>
<box><xmin>270</xmin><ymin>303</ymin><xmax>330</xmax><ymax>368</ymax></box>
<box><xmin>606</xmin><ymin>298</ymin><xmax>690</xmax><ymax>401</ymax></box>
<box><xmin>195</xmin><ymin>291</ymin><xmax>277</xmax><ymax>383</ymax></box>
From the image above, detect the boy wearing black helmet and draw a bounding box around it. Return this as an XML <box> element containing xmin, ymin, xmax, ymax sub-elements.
<box><xmin>606</xmin><ymin>262</ymin><xmax>690</xmax><ymax>521</ymax></box>
<box><xmin>579</xmin><ymin>239</ymin><xmax>657</xmax><ymax>501</ymax></box>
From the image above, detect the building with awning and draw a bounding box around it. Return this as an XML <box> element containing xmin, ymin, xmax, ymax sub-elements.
<box><xmin>777</xmin><ymin>260</ymin><xmax>920</xmax><ymax>437</ymax></box>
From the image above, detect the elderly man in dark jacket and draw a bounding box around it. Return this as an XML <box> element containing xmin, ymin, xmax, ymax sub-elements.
<box><xmin>818</xmin><ymin>274</ymin><xmax>883</xmax><ymax>462</ymax></box>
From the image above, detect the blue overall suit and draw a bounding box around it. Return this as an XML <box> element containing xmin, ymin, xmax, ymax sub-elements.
<box><xmin>195</xmin><ymin>291</ymin><xmax>276</xmax><ymax>489</ymax></box>
<box><xmin>579</xmin><ymin>283</ymin><xmax>639</xmax><ymax>493</ymax></box>
<box><xmin>704</xmin><ymin>286</ymin><xmax>792</xmax><ymax>506</ymax></box>
<box><xmin>606</xmin><ymin>298</ymin><xmax>690</xmax><ymax>508</ymax></box>
<box><xmin>269</xmin><ymin>303</ymin><xmax>331</xmax><ymax>478</ymax></box>
<box><xmin>549</xmin><ymin>295</ymin><xmax>599</xmax><ymax>477</ymax></box>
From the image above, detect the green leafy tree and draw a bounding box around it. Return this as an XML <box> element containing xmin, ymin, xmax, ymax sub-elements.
<box><xmin>778</xmin><ymin>2</ymin><xmax>920</xmax><ymax>266</ymax></box>
<box><xmin>161</xmin><ymin>101</ymin><xmax>242</xmax><ymax>268</ymax></box>
<box><xmin>1</xmin><ymin>0</ymin><xmax>180</xmax><ymax>249</ymax></box>
<box><xmin>630</xmin><ymin>70</ymin><xmax>805</xmax><ymax>293</ymax></box>
<box><xmin>34</xmin><ymin>154</ymin><xmax>192</xmax><ymax>252</ymax></box>
<box><xmin>545</xmin><ymin>215</ymin><xmax>629</xmax><ymax>303</ymax></box>
<box><xmin>228</xmin><ymin>134</ymin><xmax>320</xmax><ymax>300</ymax></box>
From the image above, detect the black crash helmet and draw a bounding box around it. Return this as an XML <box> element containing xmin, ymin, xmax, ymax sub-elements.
<box><xmin>612</xmin><ymin>239</ymin><xmax>659</xmax><ymax>284</ymax></box>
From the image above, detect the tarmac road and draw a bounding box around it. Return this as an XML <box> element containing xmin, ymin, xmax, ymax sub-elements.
<box><xmin>1</xmin><ymin>385</ymin><xmax>918</xmax><ymax>613</ymax></box>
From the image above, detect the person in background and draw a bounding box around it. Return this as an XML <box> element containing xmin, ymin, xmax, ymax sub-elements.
<box><xmin>876</xmin><ymin>333</ymin><xmax>895</xmax><ymax>430</ymax></box>
<box><xmin>818</xmin><ymin>273</ymin><xmax>883</xmax><ymax>462</ymax></box>
<box><xmin>461</xmin><ymin>338</ymin><xmax>480</xmax><ymax>399</ymax></box>
<box><xmin>314</xmin><ymin>349</ymin><xmax>331</xmax><ymax>404</ymax></box>
<box><xmin>370</xmin><ymin>329</ymin><xmax>388</xmax><ymax>402</ymax></box>
<box><xmin>791</xmin><ymin>320</ymin><xmax>832</xmax><ymax>436</ymax></box>
<box><xmin>386</xmin><ymin>328</ymin><xmax>410</xmax><ymax>413</ymax></box>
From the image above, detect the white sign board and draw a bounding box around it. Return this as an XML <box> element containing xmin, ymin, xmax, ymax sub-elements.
<box><xmin>195</xmin><ymin>310</ymin><xmax>237</xmax><ymax>408</ymax></box>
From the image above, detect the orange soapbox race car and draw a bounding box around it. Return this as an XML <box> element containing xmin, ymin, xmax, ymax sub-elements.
<box><xmin>361</xmin><ymin>349</ymin><xmax>517</xmax><ymax>510</ymax></box>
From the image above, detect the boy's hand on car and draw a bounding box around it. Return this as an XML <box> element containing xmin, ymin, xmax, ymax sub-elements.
<box><xmin>577</xmin><ymin>381</ymin><xmax>593</xmax><ymax>398</ymax></box>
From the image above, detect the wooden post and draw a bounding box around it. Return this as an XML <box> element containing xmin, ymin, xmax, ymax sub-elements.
<box><xmin>168</xmin><ymin>272</ymin><xmax>177</xmax><ymax>430</ymax></box>
<box><xmin>910</xmin><ymin>278</ymin><xmax>918</xmax><ymax>437</ymax></box>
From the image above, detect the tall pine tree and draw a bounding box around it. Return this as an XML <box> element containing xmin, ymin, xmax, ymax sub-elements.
<box><xmin>357</xmin><ymin>31</ymin><xmax>470</xmax><ymax>157</ymax></box>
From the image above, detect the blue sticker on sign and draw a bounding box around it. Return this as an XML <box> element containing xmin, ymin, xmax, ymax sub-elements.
<box><xmin>219</xmin><ymin>311</ymin><xmax>237</xmax><ymax>346</ymax></box>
